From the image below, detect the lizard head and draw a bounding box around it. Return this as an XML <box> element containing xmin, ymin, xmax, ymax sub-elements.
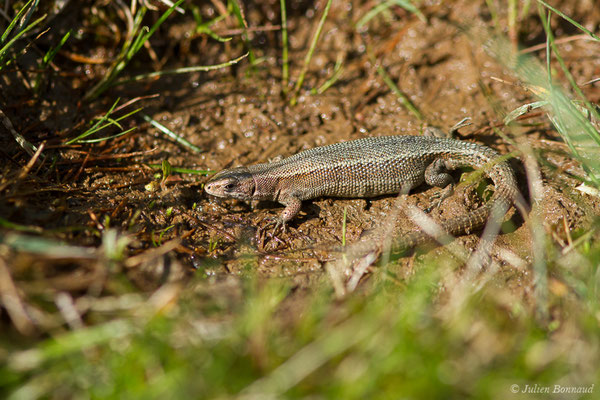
<box><xmin>204</xmin><ymin>167</ymin><xmax>255</xmax><ymax>201</ymax></box>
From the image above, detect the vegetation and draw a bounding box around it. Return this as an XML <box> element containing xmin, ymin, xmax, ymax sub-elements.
<box><xmin>0</xmin><ymin>1</ymin><xmax>598</xmax><ymax>399</ymax></box>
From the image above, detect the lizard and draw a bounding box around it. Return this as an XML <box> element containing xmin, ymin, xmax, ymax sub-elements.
<box><xmin>204</xmin><ymin>134</ymin><xmax>520</xmax><ymax>249</ymax></box>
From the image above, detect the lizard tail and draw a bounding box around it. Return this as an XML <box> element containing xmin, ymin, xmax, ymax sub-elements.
<box><xmin>395</xmin><ymin>197</ymin><xmax>511</xmax><ymax>250</ymax></box>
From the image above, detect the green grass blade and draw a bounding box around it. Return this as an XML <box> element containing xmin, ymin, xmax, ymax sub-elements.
<box><xmin>0</xmin><ymin>14</ymin><xmax>46</xmax><ymax>67</ymax></box>
<box><xmin>192</xmin><ymin>9</ymin><xmax>231</xmax><ymax>42</ymax></box>
<box><xmin>76</xmin><ymin>127</ymin><xmax>137</xmax><ymax>144</ymax></box>
<box><xmin>376</xmin><ymin>63</ymin><xmax>423</xmax><ymax>121</ymax></box>
<box><xmin>84</xmin><ymin>0</ymin><xmax>184</xmax><ymax>101</ymax></box>
<box><xmin>16</xmin><ymin>0</ymin><xmax>40</xmax><ymax>36</ymax></box>
<box><xmin>290</xmin><ymin>0</ymin><xmax>333</xmax><ymax>105</ymax></box>
<box><xmin>77</xmin><ymin>109</ymin><xmax>141</xmax><ymax>140</ymax></box>
<box><xmin>228</xmin><ymin>0</ymin><xmax>256</xmax><ymax>66</ymax></box>
<box><xmin>142</xmin><ymin>114</ymin><xmax>203</xmax><ymax>153</ymax></box>
<box><xmin>0</xmin><ymin>0</ymin><xmax>34</xmax><ymax>44</ymax></box>
<box><xmin>148</xmin><ymin>164</ymin><xmax>213</xmax><ymax>175</ymax></box>
<box><xmin>66</xmin><ymin>98</ymin><xmax>121</xmax><ymax>144</ymax></box>
<box><xmin>356</xmin><ymin>0</ymin><xmax>425</xmax><ymax>29</ymax></box>
<box><xmin>538</xmin><ymin>7</ymin><xmax>600</xmax><ymax>137</ymax></box>
<box><xmin>135</xmin><ymin>0</ymin><xmax>185</xmax><ymax>53</ymax></box>
<box><xmin>483</xmin><ymin>29</ymin><xmax>600</xmax><ymax>186</ymax></box>
<box><xmin>313</xmin><ymin>54</ymin><xmax>344</xmax><ymax>95</ymax></box>
<box><xmin>537</xmin><ymin>0</ymin><xmax>600</xmax><ymax>41</ymax></box>
<box><xmin>113</xmin><ymin>52</ymin><xmax>249</xmax><ymax>86</ymax></box>
<box><xmin>280</xmin><ymin>0</ymin><xmax>289</xmax><ymax>89</ymax></box>
<box><xmin>43</xmin><ymin>29</ymin><xmax>71</xmax><ymax>65</ymax></box>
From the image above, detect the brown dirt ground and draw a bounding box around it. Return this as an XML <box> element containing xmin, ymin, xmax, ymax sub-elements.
<box><xmin>1</xmin><ymin>1</ymin><xmax>600</xmax><ymax>315</ymax></box>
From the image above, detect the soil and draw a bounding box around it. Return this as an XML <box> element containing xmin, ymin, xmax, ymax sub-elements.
<box><xmin>1</xmin><ymin>1</ymin><xmax>600</xmax><ymax>304</ymax></box>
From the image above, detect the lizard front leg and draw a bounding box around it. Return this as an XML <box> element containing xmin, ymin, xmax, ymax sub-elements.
<box><xmin>265</xmin><ymin>195</ymin><xmax>303</xmax><ymax>234</ymax></box>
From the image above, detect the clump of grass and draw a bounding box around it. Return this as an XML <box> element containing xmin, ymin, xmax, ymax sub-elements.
<box><xmin>3</xmin><ymin>235</ymin><xmax>599</xmax><ymax>397</ymax></box>
<box><xmin>0</xmin><ymin>0</ymin><xmax>46</xmax><ymax>70</ymax></box>
<box><xmin>84</xmin><ymin>0</ymin><xmax>185</xmax><ymax>101</ymax></box>
<box><xmin>65</xmin><ymin>98</ymin><xmax>141</xmax><ymax>145</ymax></box>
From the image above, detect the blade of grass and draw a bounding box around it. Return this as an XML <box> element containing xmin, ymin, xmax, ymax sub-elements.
<box><xmin>148</xmin><ymin>164</ymin><xmax>213</xmax><ymax>175</ymax></box>
<box><xmin>0</xmin><ymin>217</ymin><xmax>43</xmax><ymax>234</ymax></box>
<box><xmin>79</xmin><ymin>107</ymin><xmax>141</xmax><ymax>138</ymax></box>
<box><xmin>508</xmin><ymin>0</ymin><xmax>517</xmax><ymax>49</ymax></box>
<box><xmin>484</xmin><ymin>0</ymin><xmax>499</xmax><ymax>30</ymax></box>
<box><xmin>342</xmin><ymin>206</ymin><xmax>347</xmax><ymax>247</ymax></box>
<box><xmin>0</xmin><ymin>0</ymin><xmax>34</xmax><ymax>43</ymax></box>
<box><xmin>228</xmin><ymin>0</ymin><xmax>256</xmax><ymax>66</ymax></box>
<box><xmin>0</xmin><ymin>108</ymin><xmax>38</xmax><ymax>156</ymax></box>
<box><xmin>312</xmin><ymin>53</ymin><xmax>344</xmax><ymax>95</ymax></box>
<box><xmin>375</xmin><ymin>62</ymin><xmax>423</xmax><ymax>121</ymax></box>
<box><xmin>42</xmin><ymin>29</ymin><xmax>70</xmax><ymax>65</ymax></box>
<box><xmin>356</xmin><ymin>0</ymin><xmax>426</xmax><ymax>29</ymax></box>
<box><xmin>538</xmin><ymin>6</ymin><xmax>600</xmax><ymax>139</ymax></box>
<box><xmin>76</xmin><ymin>127</ymin><xmax>137</xmax><ymax>144</ymax></box>
<box><xmin>290</xmin><ymin>0</ymin><xmax>333</xmax><ymax>106</ymax></box>
<box><xmin>481</xmin><ymin>24</ymin><xmax>600</xmax><ymax>186</ymax></box>
<box><xmin>142</xmin><ymin>114</ymin><xmax>203</xmax><ymax>153</ymax></box>
<box><xmin>112</xmin><ymin>52</ymin><xmax>249</xmax><ymax>86</ymax></box>
<box><xmin>16</xmin><ymin>0</ymin><xmax>40</xmax><ymax>34</ymax></box>
<box><xmin>192</xmin><ymin>8</ymin><xmax>231</xmax><ymax>42</ymax></box>
<box><xmin>0</xmin><ymin>14</ymin><xmax>46</xmax><ymax>69</ymax></box>
<box><xmin>280</xmin><ymin>0</ymin><xmax>289</xmax><ymax>90</ymax></box>
<box><xmin>536</xmin><ymin>0</ymin><xmax>600</xmax><ymax>41</ymax></box>
<box><xmin>503</xmin><ymin>101</ymin><xmax>548</xmax><ymax>124</ymax></box>
<box><xmin>538</xmin><ymin>6</ymin><xmax>600</xmax><ymax>187</ymax></box>
<box><xmin>65</xmin><ymin>98</ymin><xmax>120</xmax><ymax>144</ymax></box>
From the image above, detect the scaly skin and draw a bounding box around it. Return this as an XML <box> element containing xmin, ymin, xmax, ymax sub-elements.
<box><xmin>204</xmin><ymin>135</ymin><xmax>519</xmax><ymax>248</ymax></box>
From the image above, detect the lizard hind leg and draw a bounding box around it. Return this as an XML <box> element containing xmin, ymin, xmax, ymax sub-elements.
<box><xmin>424</xmin><ymin>158</ymin><xmax>455</xmax><ymax>212</ymax></box>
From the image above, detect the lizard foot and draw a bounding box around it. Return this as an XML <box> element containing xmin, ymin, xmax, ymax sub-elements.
<box><xmin>425</xmin><ymin>186</ymin><xmax>453</xmax><ymax>213</ymax></box>
<box><xmin>257</xmin><ymin>217</ymin><xmax>289</xmax><ymax>250</ymax></box>
<box><xmin>262</xmin><ymin>217</ymin><xmax>287</xmax><ymax>234</ymax></box>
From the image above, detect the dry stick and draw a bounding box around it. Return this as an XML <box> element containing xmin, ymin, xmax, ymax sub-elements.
<box><xmin>0</xmin><ymin>107</ymin><xmax>37</xmax><ymax>157</ymax></box>
<box><xmin>520</xmin><ymin>137</ymin><xmax>548</xmax><ymax>319</ymax></box>
<box><xmin>17</xmin><ymin>141</ymin><xmax>44</xmax><ymax>179</ymax></box>
<box><xmin>71</xmin><ymin>150</ymin><xmax>90</xmax><ymax>182</ymax></box>
<box><xmin>343</xmin><ymin>187</ymin><xmax>411</xmax><ymax>294</ymax></box>
<box><xmin>520</xmin><ymin>33</ymin><xmax>592</xmax><ymax>54</ymax></box>
<box><xmin>55</xmin><ymin>148</ymin><xmax>158</xmax><ymax>165</ymax></box>
<box><xmin>54</xmin><ymin>292</ymin><xmax>84</xmax><ymax>330</ymax></box>
<box><xmin>124</xmin><ymin>239</ymin><xmax>180</xmax><ymax>268</ymax></box>
<box><xmin>185</xmin><ymin>214</ymin><xmax>237</xmax><ymax>242</ymax></box>
<box><xmin>0</xmin><ymin>256</ymin><xmax>36</xmax><ymax>335</ymax></box>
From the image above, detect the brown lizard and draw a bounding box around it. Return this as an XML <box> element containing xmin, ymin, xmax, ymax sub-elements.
<box><xmin>204</xmin><ymin>135</ymin><xmax>519</xmax><ymax>248</ymax></box>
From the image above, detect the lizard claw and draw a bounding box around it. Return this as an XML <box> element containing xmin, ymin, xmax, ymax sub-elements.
<box><xmin>425</xmin><ymin>192</ymin><xmax>444</xmax><ymax>213</ymax></box>
<box><xmin>257</xmin><ymin>217</ymin><xmax>288</xmax><ymax>250</ymax></box>
<box><xmin>425</xmin><ymin>185</ymin><xmax>454</xmax><ymax>213</ymax></box>
<box><xmin>262</xmin><ymin>217</ymin><xmax>287</xmax><ymax>235</ymax></box>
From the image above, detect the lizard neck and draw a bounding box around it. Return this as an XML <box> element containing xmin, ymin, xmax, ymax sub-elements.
<box><xmin>248</xmin><ymin>163</ymin><xmax>280</xmax><ymax>201</ymax></box>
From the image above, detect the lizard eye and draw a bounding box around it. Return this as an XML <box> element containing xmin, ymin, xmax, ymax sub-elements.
<box><xmin>224</xmin><ymin>182</ymin><xmax>236</xmax><ymax>191</ymax></box>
